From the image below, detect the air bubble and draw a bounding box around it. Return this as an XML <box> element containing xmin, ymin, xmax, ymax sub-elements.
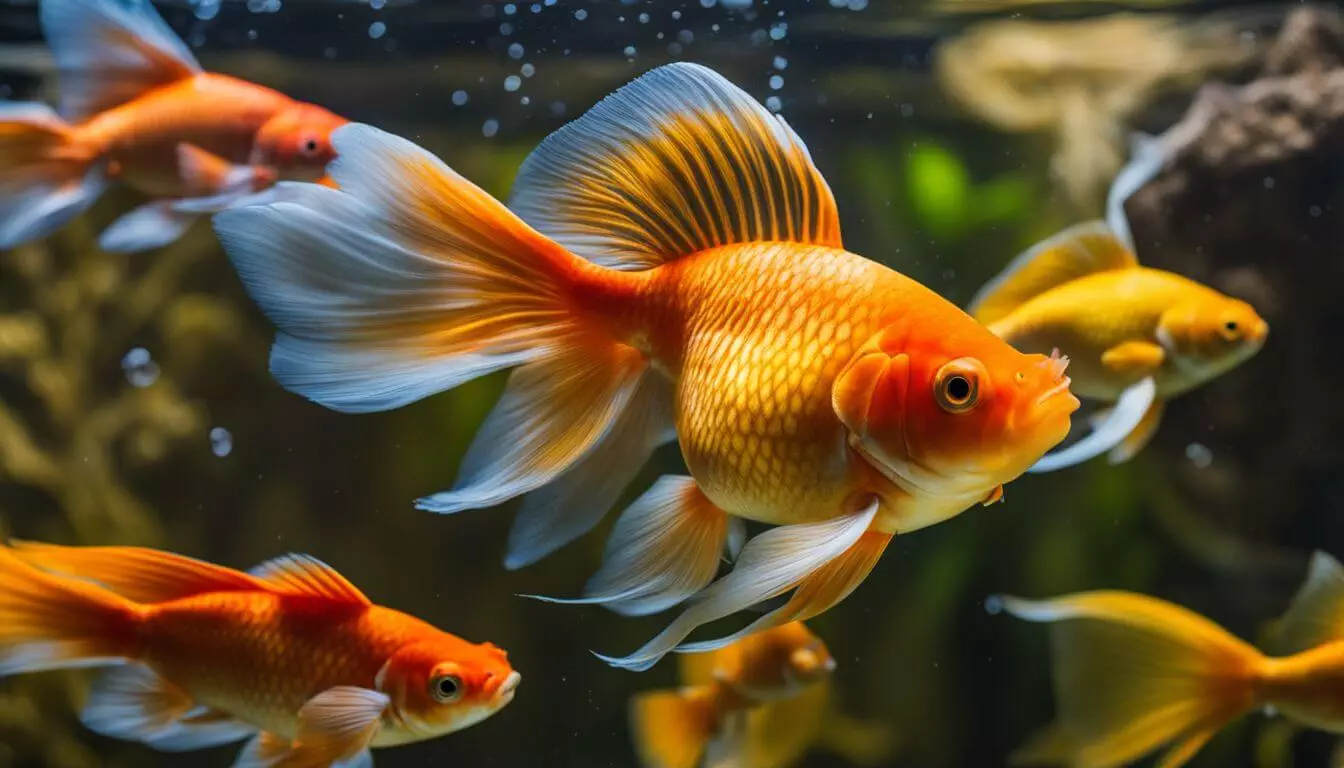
<box><xmin>209</xmin><ymin>427</ymin><xmax>233</xmax><ymax>458</ymax></box>
<box><xmin>984</xmin><ymin>595</ymin><xmax>1005</xmax><ymax>615</ymax></box>
<box><xmin>122</xmin><ymin>348</ymin><xmax>160</xmax><ymax>388</ymax></box>
<box><xmin>482</xmin><ymin>119</ymin><xmax>500</xmax><ymax>138</ymax></box>
<box><xmin>452</xmin><ymin>90</ymin><xmax>469</xmax><ymax>106</ymax></box>
<box><xmin>504</xmin><ymin>75</ymin><xmax>522</xmax><ymax>92</ymax></box>
<box><xmin>368</xmin><ymin>21</ymin><xmax>386</xmax><ymax>39</ymax></box>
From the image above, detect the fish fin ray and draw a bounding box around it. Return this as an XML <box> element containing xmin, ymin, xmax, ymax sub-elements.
<box><xmin>528</xmin><ymin>476</ymin><xmax>730</xmax><ymax>616</ymax></box>
<box><xmin>1106</xmin><ymin>133</ymin><xmax>1165</xmax><ymax>252</ymax></box>
<box><xmin>676</xmin><ymin>530</ymin><xmax>890</xmax><ymax>653</ymax></box>
<box><xmin>10</xmin><ymin>541</ymin><xmax>263</xmax><ymax>602</ymax></box>
<box><xmin>1108</xmin><ymin>399</ymin><xmax>1164</xmax><ymax>465</ymax></box>
<box><xmin>79</xmin><ymin>663</ymin><xmax>196</xmax><ymax>743</ymax></box>
<box><xmin>510</xmin><ymin>62</ymin><xmax>842</xmax><ymax>269</ymax></box>
<box><xmin>970</xmin><ymin>221</ymin><xmax>1138</xmax><ymax>326</ymax></box>
<box><xmin>233</xmin><ymin>731</ymin><xmax>290</xmax><ymax>768</ymax></box>
<box><xmin>598</xmin><ymin>501</ymin><xmax>878</xmax><ymax>671</ymax></box>
<box><xmin>1029</xmin><ymin>377</ymin><xmax>1156</xmax><ymax>473</ymax></box>
<box><xmin>630</xmin><ymin>685</ymin><xmax>719</xmax><ymax>768</ymax></box>
<box><xmin>247</xmin><ymin>555</ymin><xmax>371</xmax><ymax>605</ymax></box>
<box><xmin>146</xmin><ymin>708</ymin><xmax>257</xmax><ymax>752</ymax></box>
<box><xmin>504</xmin><ymin>373</ymin><xmax>674</xmax><ymax>570</ymax></box>
<box><xmin>416</xmin><ymin>343</ymin><xmax>647</xmax><ymax>515</ymax></box>
<box><xmin>98</xmin><ymin>200</ymin><xmax>196</xmax><ymax>252</ymax></box>
<box><xmin>999</xmin><ymin>591</ymin><xmax>1261</xmax><ymax>767</ymax></box>
<box><xmin>1270</xmin><ymin>551</ymin><xmax>1344</xmax><ymax>655</ymax></box>
<box><xmin>41</xmin><ymin>0</ymin><xmax>201</xmax><ymax>121</ymax></box>
<box><xmin>284</xmin><ymin>687</ymin><xmax>388</xmax><ymax>767</ymax></box>
<box><xmin>0</xmin><ymin>103</ymin><xmax>104</xmax><ymax>249</ymax></box>
<box><xmin>216</xmin><ymin>125</ymin><xmax>608</xmax><ymax>419</ymax></box>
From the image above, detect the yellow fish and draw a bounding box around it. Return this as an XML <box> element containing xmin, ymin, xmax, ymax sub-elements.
<box><xmin>971</xmin><ymin>227</ymin><xmax>1263</xmax><ymax>472</ymax></box>
<box><xmin>971</xmin><ymin>135</ymin><xmax>1267</xmax><ymax>470</ymax></box>
<box><xmin>997</xmin><ymin>551</ymin><xmax>1344</xmax><ymax>767</ymax></box>
<box><xmin>630</xmin><ymin>621</ymin><xmax>892</xmax><ymax>768</ymax></box>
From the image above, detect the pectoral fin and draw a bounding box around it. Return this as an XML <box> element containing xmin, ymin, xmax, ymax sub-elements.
<box><xmin>1029</xmin><ymin>377</ymin><xmax>1157</xmax><ymax>473</ymax></box>
<box><xmin>246</xmin><ymin>687</ymin><xmax>388</xmax><ymax>768</ymax></box>
<box><xmin>1100</xmin><ymin>341</ymin><xmax>1165</xmax><ymax>377</ymax></box>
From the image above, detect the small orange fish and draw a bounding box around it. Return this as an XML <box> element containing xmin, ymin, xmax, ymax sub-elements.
<box><xmin>0</xmin><ymin>541</ymin><xmax>519</xmax><ymax>766</ymax></box>
<box><xmin>0</xmin><ymin>0</ymin><xmax>347</xmax><ymax>252</ymax></box>
<box><xmin>996</xmin><ymin>551</ymin><xmax>1344</xmax><ymax>767</ymax></box>
<box><xmin>631</xmin><ymin>621</ymin><xmax>892</xmax><ymax>768</ymax></box>
<box><xmin>216</xmin><ymin>62</ymin><xmax>1077</xmax><ymax>672</ymax></box>
<box><xmin>972</xmin><ymin>136</ymin><xmax>1267</xmax><ymax>471</ymax></box>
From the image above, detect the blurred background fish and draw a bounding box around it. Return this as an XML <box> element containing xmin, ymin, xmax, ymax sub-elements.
<box><xmin>630</xmin><ymin>621</ymin><xmax>893</xmax><ymax>768</ymax></box>
<box><xmin>0</xmin><ymin>540</ymin><xmax>520</xmax><ymax>767</ymax></box>
<box><xmin>0</xmin><ymin>0</ymin><xmax>347</xmax><ymax>253</ymax></box>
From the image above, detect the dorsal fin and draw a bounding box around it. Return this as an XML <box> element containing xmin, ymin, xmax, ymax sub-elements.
<box><xmin>8</xmin><ymin>542</ymin><xmax>264</xmax><ymax>603</ymax></box>
<box><xmin>509</xmin><ymin>62</ymin><xmax>842</xmax><ymax>270</ymax></box>
<box><xmin>1270</xmin><ymin>551</ymin><xmax>1344</xmax><ymax>654</ymax></box>
<box><xmin>248</xmin><ymin>555</ymin><xmax>371</xmax><ymax>605</ymax></box>
<box><xmin>41</xmin><ymin>0</ymin><xmax>202</xmax><ymax>121</ymax></box>
<box><xmin>969</xmin><ymin>221</ymin><xmax>1138</xmax><ymax>326</ymax></box>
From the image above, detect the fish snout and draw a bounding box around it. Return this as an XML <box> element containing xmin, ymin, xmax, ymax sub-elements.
<box><xmin>492</xmin><ymin>671</ymin><xmax>522</xmax><ymax>705</ymax></box>
<box><xmin>1249</xmin><ymin>318</ymin><xmax>1269</xmax><ymax>346</ymax></box>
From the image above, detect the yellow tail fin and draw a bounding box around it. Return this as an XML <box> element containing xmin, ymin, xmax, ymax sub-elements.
<box><xmin>630</xmin><ymin>685</ymin><xmax>721</xmax><ymax>768</ymax></box>
<box><xmin>0</xmin><ymin>545</ymin><xmax>141</xmax><ymax>675</ymax></box>
<box><xmin>1001</xmin><ymin>591</ymin><xmax>1265</xmax><ymax>768</ymax></box>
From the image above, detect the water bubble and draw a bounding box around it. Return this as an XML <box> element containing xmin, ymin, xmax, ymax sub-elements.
<box><xmin>192</xmin><ymin>0</ymin><xmax>221</xmax><ymax>20</ymax></box>
<box><xmin>504</xmin><ymin>3</ymin><xmax>516</xmax><ymax>14</ymax></box>
<box><xmin>900</xmin><ymin>103</ymin><xmax>915</xmax><ymax>117</ymax></box>
<box><xmin>482</xmin><ymin>119</ymin><xmax>500</xmax><ymax>138</ymax></box>
<box><xmin>370</xmin><ymin>0</ymin><xmax>386</xmax><ymax>8</ymax></box>
<box><xmin>550</xmin><ymin>101</ymin><xmax>567</xmax><ymax>116</ymax></box>
<box><xmin>209</xmin><ymin>427</ymin><xmax>233</xmax><ymax>458</ymax></box>
<box><xmin>667</xmin><ymin>42</ymin><xmax>683</xmax><ymax>56</ymax></box>
<box><xmin>500</xmin><ymin>22</ymin><xmax>514</xmax><ymax>35</ymax></box>
<box><xmin>520</xmin><ymin>96</ymin><xmax>530</xmax><ymax>105</ymax></box>
<box><xmin>1185</xmin><ymin>442</ymin><xmax>1213</xmax><ymax>469</ymax></box>
<box><xmin>521</xmin><ymin>62</ymin><xmax>536</xmax><ymax>77</ymax></box>
<box><xmin>574</xmin><ymin>8</ymin><xmax>588</xmax><ymax>20</ymax></box>
<box><xmin>768</xmin><ymin>75</ymin><xmax>783</xmax><ymax>90</ymax></box>
<box><xmin>769</xmin><ymin>23</ymin><xmax>787</xmax><ymax>40</ymax></box>
<box><xmin>323</xmin><ymin>46</ymin><xmax>337</xmax><ymax>60</ymax></box>
<box><xmin>504</xmin><ymin>75</ymin><xmax>522</xmax><ymax>92</ymax></box>
<box><xmin>678</xmin><ymin>29</ymin><xmax>694</xmax><ymax>44</ymax></box>
<box><xmin>368</xmin><ymin>21</ymin><xmax>387</xmax><ymax>39</ymax></box>
<box><xmin>638</xmin><ymin>12</ymin><xmax>649</xmax><ymax>23</ymax></box>
<box><xmin>765</xmin><ymin>95</ymin><xmax>782</xmax><ymax>112</ymax></box>
<box><xmin>773</xmin><ymin>55</ymin><xmax>788</xmax><ymax>70</ymax></box>
<box><xmin>1263</xmin><ymin>176</ymin><xmax>1276</xmax><ymax>190</ymax></box>
<box><xmin>722</xmin><ymin>0</ymin><xmax>752</xmax><ymax>7</ymax></box>
<box><xmin>452</xmin><ymin>90</ymin><xmax>469</xmax><ymax>106</ymax></box>
<box><xmin>672</xmin><ymin>10</ymin><xmax>682</xmax><ymax>19</ymax></box>
<box><xmin>508</xmin><ymin>42</ymin><xmax>525</xmax><ymax>59</ymax></box>
<box><xmin>623</xmin><ymin>45</ymin><xmax>637</xmax><ymax>57</ymax></box>
<box><xmin>122</xmin><ymin>348</ymin><xmax>160</xmax><ymax>388</ymax></box>
<box><xmin>1310</xmin><ymin>205</ymin><xmax>1323</xmax><ymax>217</ymax></box>
<box><xmin>984</xmin><ymin>595</ymin><xmax>1005</xmax><ymax>615</ymax></box>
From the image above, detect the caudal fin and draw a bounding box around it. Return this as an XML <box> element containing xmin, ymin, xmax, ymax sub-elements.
<box><xmin>215</xmin><ymin>124</ymin><xmax>649</xmax><ymax>519</ymax></box>
<box><xmin>1000</xmin><ymin>591</ymin><xmax>1265</xmax><ymax>767</ymax></box>
<box><xmin>0</xmin><ymin>544</ymin><xmax>140</xmax><ymax>675</ymax></box>
<box><xmin>630</xmin><ymin>685</ymin><xmax>720</xmax><ymax>768</ymax></box>
<box><xmin>0</xmin><ymin>103</ymin><xmax>104</xmax><ymax>249</ymax></box>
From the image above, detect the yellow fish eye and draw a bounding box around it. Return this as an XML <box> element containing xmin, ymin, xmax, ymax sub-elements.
<box><xmin>1220</xmin><ymin>319</ymin><xmax>1240</xmax><ymax>341</ymax></box>
<box><xmin>935</xmin><ymin>358</ymin><xmax>984</xmax><ymax>413</ymax></box>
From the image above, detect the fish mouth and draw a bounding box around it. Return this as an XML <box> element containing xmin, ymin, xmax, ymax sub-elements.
<box><xmin>494</xmin><ymin>671</ymin><xmax>522</xmax><ymax>706</ymax></box>
<box><xmin>1035</xmin><ymin>376</ymin><xmax>1076</xmax><ymax>410</ymax></box>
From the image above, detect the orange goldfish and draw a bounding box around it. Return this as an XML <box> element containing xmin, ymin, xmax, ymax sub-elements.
<box><xmin>972</xmin><ymin>136</ymin><xmax>1267</xmax><ymax>471</ymax></box>
<box><xmin>0</xmin><ymin>541</ymin><xmax>519</xmax><ymax>766</ymax></box>
<box><xmin>995</xmin><ymin>551</ymin><xmax>1344</xmax><ymax>767</ymax></box>
<box><xmin>0</xmin><ymin>0</ymin><xmax>347</xmax><ymax>252</ymax></box>
<box><xmin>631</xmin><ymin>621</ymin><xmax>893</xmax><ymax>768</ymax></box>
<box><xmin>215</xmin><ymin>62</ymin><xmax>1077</xmax><ymax>671</ymax></box>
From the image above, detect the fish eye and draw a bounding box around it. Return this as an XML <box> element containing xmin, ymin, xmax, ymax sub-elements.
<box><xmin>1220</xmin><ymin>319</ymin><xmax>1240</xmax><ymax>340</ymax></box>
<box><xmin>430</xmin><ymin>674</ymin><xmax>463</xmax><ymax>703</ymax></box>
<box><xmin>300</xmin><ymin>137</ymin><xmax>321</xmax><ymax>157</ymax></box>
<box><xmin>934</xmin><ymin>358</ymin><xmax>984</xmax><ymax>414</ymax></box>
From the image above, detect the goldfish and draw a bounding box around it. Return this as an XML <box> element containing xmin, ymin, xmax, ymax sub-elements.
<box><xmin>630</xmin><ymin>621</ymin><xmax>892</xmax><ymax>768</ymax></box>
<box><xmin>214</xmin><ymin>62</ymin><xmax>1078</xmax><ymax>671</ymax></box>
<box><xmin>0</xmin><ymin>0</ymin><xmax>347</xmax><ymax>253</ymax></box>
<box><xmin>0</xmin><ymin>541</ymin><xmax>519</xmax><ymax>766</ymax></box>
<box><xmin>995</xmin><ymin>551</ymin><xmax>1344</xmax><ymax>767</ymax></box>
<box><xmin>970</xmin><ymin>136</ymin><xmax>1266</xmax><ymax>471</ymax></box>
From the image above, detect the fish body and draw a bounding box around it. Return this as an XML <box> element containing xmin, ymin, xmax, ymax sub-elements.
<box><xmin>0</xmin><ymin>542</ymin><xmax>519</xmax><ymax>765</ymax></box>
<box><xmin>630</xmin><ymin>622</ymin><xmax>890</xmax><ymax>768</ymax></box>
<box><xmin>972</xmin><ymin>222</ymin><xmax>1265</xmax><ymax>468</ymax></box>
<box><xmin>999</xmin><ymin>551</ymin><xmax>1344</xmax><ymax>767</ymax></box>
<box><xmin>0</xmin><ymin>0</ymin><xmax>346</xmax><ymax>251</ymax></box>
<box><xmin>217</xmin><ymin>62</ymin><xmax>1077</xmax><ymax>672</ymax></box>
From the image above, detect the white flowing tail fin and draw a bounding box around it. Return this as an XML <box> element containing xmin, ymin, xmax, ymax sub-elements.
<box><xmin>0</xmin><ymin>103</ymin><xmax>105</xmax><ymax>248</ymax></box>
<box><xmin>215</xmin><ymin>124</ymin><xmax>648</xmax><ymax>520</ymax></box>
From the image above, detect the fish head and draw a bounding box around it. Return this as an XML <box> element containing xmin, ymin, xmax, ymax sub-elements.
<box><xmin>835</xmin><ymin>315</ymin><xmax>1078</xmax><ymax>506</ymax></box>
<box><xmin>251</xmin><ymin>103</ymin><xmax>349</xmax><ymax>180</ymax></box>
<box><xmin>377</xmin><ymin>637</ymin><xmax>520</xmax><ymax>739</ymax></box>
<box><xmin>1158</xmin><ymin>293</ymin><xmax>1268</xmax><ymax>377</ymax></box>
<box><xmin>733</xmin><ymin>622</ymin><xmax>835</xmax><ymax>700</ymax></box>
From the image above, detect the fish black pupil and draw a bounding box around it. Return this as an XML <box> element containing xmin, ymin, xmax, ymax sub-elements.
<box><xmin>947</xmin><ymin>376</ymin><xmax>971</xmax><ymax>402</ymax></box>
<box><xmin>304</xmin><ymin>139</ymin><xmax>318</xmax><ymax>153</ymax></box>
<box><xmin>437</xmin><ymin>677</ymin><xmax>458</xmax><ymax>698</ymax></box>
<box><xmin>1225</xmin><ymin>321</ymin><xmax>1238</xmax><ymax>332</ymax></box>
